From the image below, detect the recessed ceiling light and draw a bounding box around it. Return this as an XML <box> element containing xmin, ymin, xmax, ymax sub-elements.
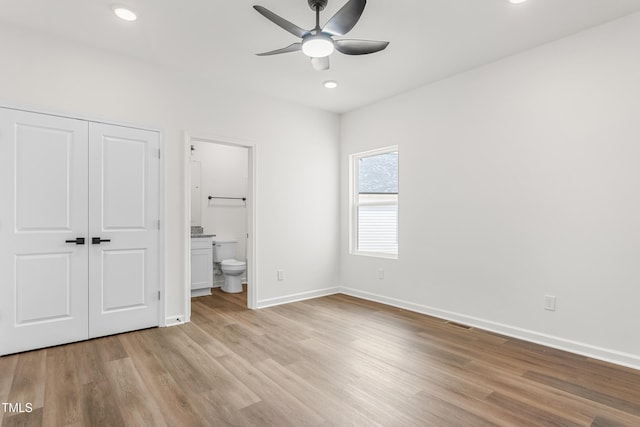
<box><xmin>324</xmin><ymin>81</ymin><xmax>338</xmax><ymax>89</ymax></box>
<box><xmin>112</xmin><ymin>5</ymin><xmax>137</xmax><ymax>21</ymax></box>
<box><xmin>509</xmin><ymin>0</ymin><xmax>527</xmax><ymax>4</ymax></box>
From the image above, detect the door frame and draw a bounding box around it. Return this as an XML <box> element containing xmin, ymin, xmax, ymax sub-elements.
<box><xmin>183</xmin><ymin>132</ymin><xmax>258</xmax><ymax>319</ymax></box>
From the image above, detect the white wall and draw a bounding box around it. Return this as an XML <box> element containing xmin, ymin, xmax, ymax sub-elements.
<box><xmin>191</xmin><ymin>142</ymin><xmax>248</xmax><ymax>261</ymax></box>
<box><xmin>4</xmin><ymin>11</ymin><xmax>638</xmax><ymax>369</ymax></box>
<box><xmin>0</xmin><ymin>23</ymin><xmax>340</xmax><ymax>319</ymax></box>
<box><xmin>340</xmin><ymin>13</ymin><xmax>640</xmax><ymax>369</ymax></box>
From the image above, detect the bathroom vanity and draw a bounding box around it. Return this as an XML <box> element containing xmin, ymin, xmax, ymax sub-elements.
<box><xmin>190</xmin><ymin>235</ymin><xmax>215</xmax><ymax>297</ymax></box>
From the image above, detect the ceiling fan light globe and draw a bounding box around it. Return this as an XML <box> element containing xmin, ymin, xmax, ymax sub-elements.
<box><xmin>302</xmin><ymin>35</ymin><xmax>334</xmax><ymax>58</ymax></box>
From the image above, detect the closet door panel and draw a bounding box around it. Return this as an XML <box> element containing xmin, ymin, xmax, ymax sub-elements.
<box><xmin>0</xmin><ymin>108</ymin><xmax>89</xmax><ymax>356</ymax></box>
<box><xmin>88</xmin><ymin>123</ymin><xmax>160</xmax><ymax>338</ymax></box>
<box><xmin>101</xmin><ymin>135</ymin><xmax>146</xmax><ymax>229</ymax></box>
<box><xmin>15</xmin><ymin>125</ymin><xmax>73</xmax><ymax>230</ymax></box>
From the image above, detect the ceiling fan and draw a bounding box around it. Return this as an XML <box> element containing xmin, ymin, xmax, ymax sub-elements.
<box><xmin>253</xmin><ymin>0</ymin><xmax>389</xmax><ymax>71</ymax></box>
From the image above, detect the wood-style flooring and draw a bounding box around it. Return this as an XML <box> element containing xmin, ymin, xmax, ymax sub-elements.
<box><xmin>1</xmin><ymin>287</ymin><xmax>639</xmax><ymax>426</ymax></box>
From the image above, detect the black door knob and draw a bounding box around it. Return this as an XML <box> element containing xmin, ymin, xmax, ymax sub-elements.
<box><xmin>65</xmin><ymin>237</ymin><xmax>85</xmax><ymax>245</ymax></box>
<box><xmin>91</xmin><ymin>237</ymin><xmax>112</xmax><ymax>244</ymax></box>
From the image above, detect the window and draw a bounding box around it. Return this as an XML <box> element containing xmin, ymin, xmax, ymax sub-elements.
<box><xmin>350</xmin><ymin>146</ymin><xmax>398</xmax><ymax>258</ymax></box>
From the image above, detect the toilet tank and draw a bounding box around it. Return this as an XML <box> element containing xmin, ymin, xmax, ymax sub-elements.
<box><xmin>212</xmin><ymin>240</ymin><xmax>237</xmax><ymax>262</ymax></box>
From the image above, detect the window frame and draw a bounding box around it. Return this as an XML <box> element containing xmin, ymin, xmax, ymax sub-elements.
<box><xmin>349</xmin><ymin>146</ymin><xmax>399</xmax><ymax>259</ymax></box>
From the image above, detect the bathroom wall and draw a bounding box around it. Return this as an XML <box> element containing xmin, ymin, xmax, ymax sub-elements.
<box><xmin>340</xmin><ymin>12</ymin><xmax>640</xmax><ymax>369</ymax></box>
<box><xmin>191</xmin><ymin>141</ymin><xmax>248</xmax><ymax>262</ymax></box>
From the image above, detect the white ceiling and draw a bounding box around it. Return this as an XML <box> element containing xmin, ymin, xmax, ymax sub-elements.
<box><xmin>1</xmin><ymin>0</ymin><xmax>640</xmax><ymax>113</ymax></box>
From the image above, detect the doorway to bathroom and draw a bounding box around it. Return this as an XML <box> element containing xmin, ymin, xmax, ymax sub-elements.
<box><xmin>184</xmin><ymin>134</ymin><xmax>257</xmax><ymax>317</ymax></box>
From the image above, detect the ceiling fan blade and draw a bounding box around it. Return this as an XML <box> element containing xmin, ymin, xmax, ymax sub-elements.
<box><xmin>322</xmin><ymin>0</ymin><xmax>366</xmax><ymax>36</ymax></box>
<box><xmin>256</xmin><ymin>42</ymin><xmax>302</xmax><ymax>56</ymax></box>
<box><xmin>253</xmin><ymin>5</ymin><xmax>310</xmax><ymax>39</ymax></box>
<box><xmin>334</xmin><ymin>39</ymin><xmax>389</xmax><ymax>55</ymax></box>
<box><xmin>311</xmin><ymin>56</ymin><xmax>330</xmax><ymax>71</ymax></box>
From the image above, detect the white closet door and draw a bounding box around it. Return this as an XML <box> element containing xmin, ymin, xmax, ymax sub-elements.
<box><xmin>0</xmin><ymin>108</ymin><xmax>89</xmax><ymax>355</ymax></box>
<box><xmin>88</xmin><ymin>123</ymin><xmax>160</xmax><ymax>338</ymax></box>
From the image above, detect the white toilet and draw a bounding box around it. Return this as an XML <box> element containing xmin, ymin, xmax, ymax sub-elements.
<box><xmin>212</xmin><ymin>240</ymin><xmax>246</xmax><ymax>293</ymax></box>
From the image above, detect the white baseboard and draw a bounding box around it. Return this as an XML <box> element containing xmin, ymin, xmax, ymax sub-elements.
<box><xmin>171</xmin><ymin>284</ymin><xmax>639</xmax><ymax>370</ymax></box>
<box><xmin>165</xmin><ymin>316</ymin><xmax>186</xmax><ymax>327</ymax></box>
<box><xmin>191</xmin><ymin>288</ymin><xmax>212</xmax><ymax>298</ymax></box>
<box><xmin>340</xmin><ymin>286</ymin><xmax>640</xmax><ymax>371</ymax></box>
<box><xmin>257</xmin><ymin>287</ymin><xmax>341</xmax><ymax>309</ymax></box>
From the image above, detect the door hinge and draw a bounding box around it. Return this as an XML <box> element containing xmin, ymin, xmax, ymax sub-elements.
<box><xmin>156</xmin><ymin>148</ymin><xmax>161</xmax><ymax>159</ymax></box>
<box><xmin>158</xmin><ymin>291</ymin><xmax>161</xmax><ymax>300</ymax></box>
<box><xmin>157</xmin><ymin>219</ymin><xmax>160</xmax><ymax>229</ymax></box>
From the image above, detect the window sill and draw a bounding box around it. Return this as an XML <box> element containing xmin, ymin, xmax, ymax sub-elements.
<box><xmin>350</xmin><ymin>250</ymin><xmax>398</xmax><ymax>260</ymax></box>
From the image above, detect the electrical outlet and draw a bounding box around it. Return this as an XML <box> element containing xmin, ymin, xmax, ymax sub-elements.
<box><xmin>377</xmin><ymin>269</ymin><xmax>384</xmax><ymax>280</ymax></box>
<box><xmin>544</xmin><ymin>295</ymin><xmax>557</xmax><ymax>311</ymax></box>
<box><xmin>277</xmin><ymin>270</ymin><xmax>285</xmax><ymax>281</ymax></box>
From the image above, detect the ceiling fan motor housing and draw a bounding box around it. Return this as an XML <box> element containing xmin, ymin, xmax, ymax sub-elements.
<box><xmin>308</xmin><ymin>0</ymin><xmax>328</xmax><ymax>11</ymax></box>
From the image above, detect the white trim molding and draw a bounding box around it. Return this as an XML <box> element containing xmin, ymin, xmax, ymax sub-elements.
<box><xmin>183</xmin><ymin>131</ymin><xmax>258</xmax><ymax>322</ymax></box>
<box><xmin>165</xmin><ymin>316</ymin><xmax>186</xmax><ymax>327</ymax></box>
<box><xmin>340</xmin><ymin>287</ymin><xmax>640</xmax><ymax>371</ymax></box>
<box><xmin>257</xmin><ymin>287</ymin><xmax>341</xmax><ymax>309</ymax></box>
<box><xmin>165</xmin><ymin>282</ymin><xmax>640</xmax><ymax>370</ymax></box>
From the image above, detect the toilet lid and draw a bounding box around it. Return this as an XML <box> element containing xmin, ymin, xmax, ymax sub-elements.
<box><xmin>222</xmin><ymin>259</ymin><xmax>245</xmax><ymax>267</ymax></box>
